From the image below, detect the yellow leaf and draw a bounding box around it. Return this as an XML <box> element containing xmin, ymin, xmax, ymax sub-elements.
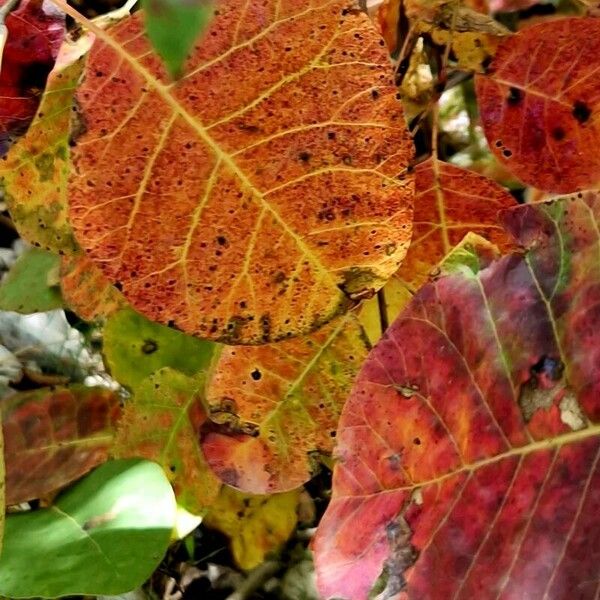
<box><xmin>204</xmin><ymin>486</ymin><xmax>300</xmax><ymax>571</ymax></box>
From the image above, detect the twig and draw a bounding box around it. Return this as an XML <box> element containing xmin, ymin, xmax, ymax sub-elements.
<box><xmin>225</xmin><ymin>560</ymin><xmax>281</xmax><ymax>600</ymax></box>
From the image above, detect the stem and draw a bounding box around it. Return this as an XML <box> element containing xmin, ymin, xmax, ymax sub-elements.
<box><xmin>377</xmin><ymin>288</ymin><xmax>389</xmax><ymax>334</ymax></box>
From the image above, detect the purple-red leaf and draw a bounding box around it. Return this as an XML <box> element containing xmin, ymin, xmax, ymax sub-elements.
<box><xmin>3</xmin><ymin>386</ymin><xmax>121</xmax><ymax>504</ymax></box>
<box><xmin>0</xmin><ymin>0</ymin><xmax>64</xmax><ymax>155</ymax></box>
<box><xmin>314</xmin><ymin>191</ymin><xmax>600</xmax><ymax>599</ymax></box>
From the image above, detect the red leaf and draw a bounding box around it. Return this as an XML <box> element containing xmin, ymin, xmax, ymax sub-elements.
<box><xmin>3</xmin><ymin>386</ymin><xmax>121</xmax><ymax>504</ymax></box>
<box><xmin>314</xmin><ymin>191</ymin><xmax>600</xmax><ymax>599</ymax></box>
<box><xmin>0</xmin><ymin>0</ymin><xmax>64</xmax><ymax>154</ymax></box>
<box><xmin>476</xmin><ymin>18</ymin><xmax>600</xmax><ymax>193</ymax></box>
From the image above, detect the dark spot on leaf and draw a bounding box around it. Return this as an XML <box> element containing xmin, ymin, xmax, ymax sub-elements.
<box><xmin>551</xmin><ymin>127</ymin><xmax>565</xmax><ymax>141</ymax></box>
<box><xmin>251</xmin><ymin>368</ymin><xmax>262</xmax><ymax>381</ymax></box>
<box><xmin>531</xmin><ymin>355</ymin><xmax>564</xmax><ymax>382</ymax></box>
<box><xmin>572</xmin><ymin>100</ymin><xmax>591</xmax><ymax>124</ymax></box>
<box><xmin>299</xmin><ymin>151</ymin><xmax>311</xmax><ymax>162</ymax></box>
<box><xmin>507</xmin><ymin>87</ymin><xmax>523</xmax><ymax>105</ymax></box>
<box><xmin>141</xmin><ymin>339</ymin><xmax>158</xmax><ymax>354</ymax></box>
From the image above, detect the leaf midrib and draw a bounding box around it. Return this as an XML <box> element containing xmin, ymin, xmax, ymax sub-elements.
<box><xmin>335</xmin><ymin>421</ymin><xmax>600</xmax><ymax>500</ymax></box>
<box><xmin>50</xmin><ymin>0</ymin><xmax>342</xmax><ymax>287</ymax></box>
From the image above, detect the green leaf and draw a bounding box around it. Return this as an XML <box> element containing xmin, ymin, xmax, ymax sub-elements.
<box><xmin>103</xmin><ymin>307</ymin><xmax>215</xmax><ymax>392</ymax></box>
<box><xmin>142</xmin><ymin>0</ymin><xmax>213</xmax><ymax>78</ymax></box>
<box><xmin>0</xmin><ymin>248</ymin><xmax>62</xmax><ymax>314</ymax></box>
<box><xmin>0</xmin><ymin>459</ymin><xmax>176</xmax><ymax>598</ymax></box>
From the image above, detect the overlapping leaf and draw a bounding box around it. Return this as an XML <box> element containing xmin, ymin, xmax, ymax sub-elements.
<box><xmin>0</xmin><ymin>459</ymin><xmax>176</xmax><ymax>597</ymax></box>
<box><xmin>0</xmin><ymin>0</ymin><xmax>64</xmax><ymax>155</ymax></box>
<box><xmin>143</xmin><ymin>0</ymin><xmax>214</xmax><ymax>78</ymax></box>
<box><xmin>314</xmin><ymin>191</ymin><xmax>600</xmax><ymax>599</ymax></box>
<box><xmin>396</xmin><ymin>158</ymin><xmax>517</xmax><ymax>291</ymax></box>
<box><xmin>103</xmin><ymin>307</ymin><xmax>215</xmax><ymax>391</ymax></box>
<box><xmin>0</xmin><ymin>34</ymin><xmax>89</xmax><ymax>253</ymax></box>
<box><xmin>60</xmin><ymin>252</ymin><xmax>127</xmax><ymax>320</ymax></box>
<box><xmin>0</xmin><ymin>247</ymin><xmax>62</xmax><ymax>313</ymax></box>
<box><xmin>113</xmin><ymin>368</ymin><xmax>221</xmax><ymax>513</ymax></box>
<box><xmin>2</xmin><ymin>385</ymin><xmax>122</xmax><ymax>504</ymax></box>
<box><xmin>201</xmin><ymin>314</ymin><xmax>369</xmax><ymax>493</ymax></box>
<box><xmin>64</xmin><ymin>0</ymin><xmax>414</xmax><ymax>343</ymax></box>
<box><xmin>204</xmin><ymin>485</ymin><xmax>300</xmax><ymax>570</ymax></box>
<box><xmin>476</xmin><ymin>17</ymin><xmax>600</xmax><ymax>193</ymax></box>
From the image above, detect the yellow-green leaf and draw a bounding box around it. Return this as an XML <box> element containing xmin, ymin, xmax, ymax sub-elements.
<box><xmin>113</xmin><ymin>368</ymin><xmax>220</xmax><ymax>513</ymax></box>
<box><xmin>204</xmin><ymin>485</ymin><xmax>300</xmax><ymax>570</ymax></box>
<box><xmin>0</xmin><ymin>35</ymin><xmax>91</xmax><ymax>253</ymax></box>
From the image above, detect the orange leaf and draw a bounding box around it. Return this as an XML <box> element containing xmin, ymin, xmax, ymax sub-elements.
<box><xmin>64</xmin><ymin>0</ymin><xmax>414</xmax><ymax>343</ymax></box>
<box><xmin>60</xmin><ymin>253</ymin><xmax>127</xmax><ymax>320</ymax></box>
<box><xmin>314</xmin><ymin>191</ymin><xmax>600</xmax><ymax>599</ymax></box>
<box><xmin>396</xmin><ymin>158</ymin><xmax>517</xmax><ymax>290</ymax></box>
<box><xmin>476</xmin><ymin>17</ymin><xmax>600</xmax><ymax>193</ymax></box>
<box><xmin>201</xmin><ymin>314</ymin><xmax>369</xmax><ymax>493</ymax></box>
<box><xmin>3</xmin><ymin>386</ymin><xmax>121</xmax><ymax>504</ymax></box>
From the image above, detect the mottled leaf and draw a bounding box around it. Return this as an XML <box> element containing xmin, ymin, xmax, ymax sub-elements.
<box><xmin>103</xmin><ymin>307</ymin><xmax>215</xmax><ymax>392</ymax></box>
<box><xmin>476</xmin><ymin>17</ymin><xmax>600</xmax><ymax>193</ymax></box>
<box><xmin>114</xmin><ymin>368</ymin><xmax>220</xmax><ymax>513</ymax></box>
<box><xmin>0</xmin><ymin>459</ymin><xmax>176</xmax><ymax>598</ymax></box>
<box><xmin>0</xmin><ymin>34</ymin><xmax>89</xmax><ymax>253</ymax></box>
<box><xmin>314</xmin><ymin>191</ymin><xmax>600</xmax><ymax>599</ymax></box>
<box><xmin>2</xmin><ymin>385</ymin><xmax>122</xmax><ymax>504</ymax></box>
<box><xmin>201</xmin><ymin>314</ymin><xmax>369</xmax><ymax>493</ymax></box>
<box><xmin>204</xmin><ymin>485</ymin><xmax>300</xmax><ymax>570</ymax></box>
<box><xmin>396</xmin><ymin>158</ymin><xmax>517</xmax><ymax>291</ymax></box>
<box><xmin>143</xmin><ymin>0</ymin><xmax>213</xmax><ymax>78</ymax></box>
<box><xmin>0</xmin><ymin>247</ymin><xmax>62</xmax><ymax>313</ymax></box>
<box><xmin>0</xmin><ymin>0</ymin><xmax>64</xmax><ymax>155</ymax></box>
<box><xmin>60</xmin><ymin>252</ymin><xmax>127</xmax><ymax>320</ymax></box>
<box><xmin>63</xmin><ymin>0</ymin><xmax>414</xmax><ymax>343</ymax></box>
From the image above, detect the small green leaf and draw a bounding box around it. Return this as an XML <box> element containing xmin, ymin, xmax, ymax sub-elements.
<box><xmin>103</xmin><ymin>307</ymin><xmax>215</xmax><ymax>392</ymax></box>
<box><xmin>142</xmin><ymin>0</ymin><xmax>213</xmax><ymax>78</ymax></box>
<box><xmin>0</xmin><ymin>459</ymin><xmax>176</xmax><ymax>598</ymax></box>
<box><xmin>0</xmin><ymin>248</ymin><xmax>62</xmax><ymax>314</ymax></box>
